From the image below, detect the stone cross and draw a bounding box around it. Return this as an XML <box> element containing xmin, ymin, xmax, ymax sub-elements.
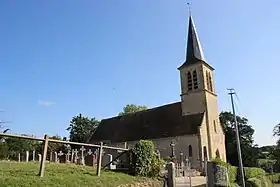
<box><xmin>170</xmin><ymin>141</ymin><xmax>175</xmax><ymax>158</ymax></box>
<box><xmin>25</xmin><ymin>151</ymin><xmax>29</xmax><ymax>162</ymax></box>
<box><xmin>18</xmin><ymin>153</ymin><xmax>21</xmax><ymax>162</ymax></box>
<box><xmin>58</xmin><ymin>151</ymin><xmax>64</xmax><ymax>163</ymax></box>
<box><xmin>54</xmin><ymin>152</ymin><xmax>58</xmax><ymax>163</ymax></box>
<box><xmin>80</xmin><ymin>146</ymin><xmax>86</xmax><ymax>165</ymax></box>
<box><xmin>32</xmin><ymin>151</ymin><xmax>35</xmax><ymax>161</ymax></box>
<box><xmin>66</xmin><ymin>150</ymin><xmax>71</xmax><ymax>163</ymax></box>
<box><xmin>73</xmin><ymin>149</ymin><xmax>78</xmax><ymax>163</ymax></box>
<box><xmin>88</xmin><ymin>149</ymin><xmax>93</xmax><ymax>155</ymax></box>
<box><xmin>38</xmin><ymin>154</ymin><xmax>42</xmax><ymax>162</ymax></box>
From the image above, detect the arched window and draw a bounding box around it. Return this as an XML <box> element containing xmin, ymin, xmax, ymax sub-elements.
<box><xmin>187</xmin><ymin>72</ymin><xmax>193</xmax><ymax>91</ymax></box>
<box><xmin>214</xmin><ymin>120</ymin><xmax>217</xmax><ymax>133</ymax></box>
<box><xmin>193</xmin><ymin>70</ymin><xmax>198</xmax><ymax>89</ymax></box>
<box><xmin>203</xmin><ymin>146</ymin><xmax>208</xmax><ymax>160</ymax></box>
<box><xmin>206</xmin><ymin>72</ymin><xmax>210</xmax><ymax>90</ymax></box>
<box><xmin>209</xmin><ymin>73</ymin><xmax>213</xmax><ymax>92</ymax></box>
<box><xmin>188</xmin><ymin>145</ymin><xmax>193</xmax><ymax>157</ymax></box>
<box><xmin>216</xmin><ymin>149</ymin><xmax>220</xmax><ymax>158</ymax></box>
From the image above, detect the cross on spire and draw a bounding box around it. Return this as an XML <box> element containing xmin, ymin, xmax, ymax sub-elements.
<box><xmin>187</xmin><ymin>0</ymin><xmax>192</xmax><ymax>15</ymax></box>
<box><xmin>178</xmin><ymin>4</ymin><xmax>207</xmax><ymax>70</ymax></box>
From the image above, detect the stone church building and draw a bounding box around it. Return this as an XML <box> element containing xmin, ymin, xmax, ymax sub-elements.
<box><xmin>90</xmin><ymin>15</ymin><xmax>226</xmax><ymax>171</ymax></box>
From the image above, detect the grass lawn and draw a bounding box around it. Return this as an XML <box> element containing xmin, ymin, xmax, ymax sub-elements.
<box><xmin>0</xmin><ymin>161</ymin><xmax>152</xmax><ymax>187</ymax></box>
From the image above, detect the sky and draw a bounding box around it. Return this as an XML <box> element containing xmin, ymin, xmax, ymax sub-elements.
<box><xmin>0</xmin><ymin>0</ymin><xmax>279</xmax><ymax>146</ymax></box>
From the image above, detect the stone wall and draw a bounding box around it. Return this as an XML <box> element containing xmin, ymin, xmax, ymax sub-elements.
<box><xmin>104</xmin><ymin>134</ymin><xmax>201</xmax><ymax>170</ymax></box>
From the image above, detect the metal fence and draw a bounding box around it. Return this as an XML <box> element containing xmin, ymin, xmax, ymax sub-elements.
<box><xmin>175</xmin><ymin>160</ymin><xmax>192</xmax><ymax>186</ymax></box>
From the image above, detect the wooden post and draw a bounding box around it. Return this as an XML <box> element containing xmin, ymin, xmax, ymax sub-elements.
<box><xmin>96</xmin><ymin>142</ymin><xmax>103</xmax><ymax>176</ymax></box>
<box><xmin>39</xmin><ymin>134</ymin><xmax>49</xmax><ymax>177</ymax></box>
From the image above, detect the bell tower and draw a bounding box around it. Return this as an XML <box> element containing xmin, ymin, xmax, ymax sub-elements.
<box><xmin>178</xmin><ymin>15</ymin><xmax>226</xmax><ymax>161</ymax></box>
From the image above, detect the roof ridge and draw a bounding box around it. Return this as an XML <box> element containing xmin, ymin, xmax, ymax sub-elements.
<box><xmin>102</xmin><ymin>101</ymin><xmax>181</xmax><ymax>121</ymax></box>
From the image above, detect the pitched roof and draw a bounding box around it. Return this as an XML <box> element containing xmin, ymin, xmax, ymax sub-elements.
<box><xmin>179</xmin><ymin>15</ymin><xmax>207</xmax><ymax>69</ymax></box>
<box><xmin>90</xmin><ymin>102</ymin><xmax>205</xmax><ymax>143</ymax></box>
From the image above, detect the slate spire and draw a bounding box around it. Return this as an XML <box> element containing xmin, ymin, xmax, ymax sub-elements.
<box><xmin>179</xmin><ymin>15</ymin><xmax>206</xmax><ymax>68</ymax></box>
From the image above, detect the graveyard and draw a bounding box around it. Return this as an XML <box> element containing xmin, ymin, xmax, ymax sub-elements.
<box><xmin>0</xmin><ymin>161</ymin><xmax>159</xmax><ymax>187</ymax></box>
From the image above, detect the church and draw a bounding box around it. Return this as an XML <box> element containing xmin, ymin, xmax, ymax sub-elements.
<box><xmin>90</xmin><ymin>15</ymin><xmax>226</xmax><ymax>171</ymax></box>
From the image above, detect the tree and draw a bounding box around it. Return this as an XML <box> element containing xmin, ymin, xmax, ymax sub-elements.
<box><xmin>273</xmin><ymin>123</ymin><xmax>280</xmax><ymax>137</ymax></box>
<box><xmin>219</xmin><ymin>111</ymin><xmax>258</xmax><ymax>167</ymax></box>
<box><xmin>0</xmin><ymin>134</ymin><xmax>42</xmax><ymax>160</ymax></box>
<box><xmin>66</xmin><ymin>113</ymin><xmax>100</xmax><ymax>143</ymax></box>
<box><xmin>118</xmin><ymin>104</ymin><xmax>148</xmax><ymax>116</ymax></box>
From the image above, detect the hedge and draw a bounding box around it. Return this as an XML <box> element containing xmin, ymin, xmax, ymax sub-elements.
<box><xmin>212</xmin><ymin>158</ymin><xmax>269</xmax><ymax>186</ymax></box>
<box><xmin>267</xmin><ymin>173</ymin><xmax>280</xmax><ymax>183</ymax></box>
<box><xmin>257</xmin><ymin>159</ymin><xmax>276</xmax><ymax>173</ymax></box>
<box><xmin>244</xmin><ymin>167</ymin><xmax>266</xmax><ymax>179</ymax></box>
<box><xmin>246</xmin><ymin>175</ymin><xmax>273</xmax><ymax>187</ymax></box>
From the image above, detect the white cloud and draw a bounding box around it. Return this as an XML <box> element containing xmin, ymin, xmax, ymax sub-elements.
<box><xmin>38</xmin><ymin>100</ymin><xmax>56</xmax><ymax>107</ymax></box>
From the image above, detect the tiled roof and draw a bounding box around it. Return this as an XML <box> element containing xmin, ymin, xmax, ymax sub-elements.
<box><xmin>90</xmin><ymin>102</ymin><xmax>204</xmax><ymax>143</ymax></box>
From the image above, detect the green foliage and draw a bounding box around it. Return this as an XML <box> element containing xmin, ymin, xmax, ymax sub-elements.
<box><xmin>149</xmin><ymin>154</ymin><xmax>164</xmax><ymax>178</ymax></box>
<box><xmin>229</xmin><ymin>183</ymin><xmax>239</xmax><ymax>187</ymax></box>
<box><xmin>244</xmin><ymin>167</ymin><xmax>266</xmax><ymax>179</ymax></box>
<box><xmin>219</xmin><ymin>111</ymin><xmax>258</xmax><ymax>167</ymax></box>
<box><xmin>0</xmin><ymin>134</ymin><xmax>69</xmax><ymax>161</ymax></box>
<box><xmin>273</xmin><ymin>123</ymin><xmax>280</xmax><ymax>137</ymax></box>
<box><xmin>211</xmin><ymin>158</ymin><xmax>236</xmax><ymax>183</ymax></box>
<box><xmin>211</xmin><ymin>159</ymin><xmax>266</xmax><ymax>184</ymax></box>
<box><xmin>247</xmin><ymin>176</ymin><xmax>273</xmax><ymax>187</ymax></box>
<box><xmin>0</xmin><ymin>161</ymin><xmax>157</xmax><ymax>187</ymax></box>
<box><xmin>257</xmin><ymin>159</ymin><xmax>276</xmax><ymax>173</ymax></box>
<box><xmin>67</xmin><ymin>113</ymin><xmax>100</xmax><ymax>143</ymax></box>
<box><xmin>0</xmin><ymin>136</ymin><xmax>42</xmax><ymax>160</ymax></box>
<box><xmin>132</xmin><ymin>140</ymin><xmax>162</xmax><ymax>178</ymax></box>
<box><xmin>267</xmin><ymin>173</ymin><xmax>280</xmax><ymax>183</ymax></box>
<box><xmin>119</xmin><ymin>104</ymin><xmax>148</xmax><ymax>116</ymax></box>
<box><xmin>161</xmin><ymin>156</ymin><xmax>172</xmax><ymax>163</ymax></box>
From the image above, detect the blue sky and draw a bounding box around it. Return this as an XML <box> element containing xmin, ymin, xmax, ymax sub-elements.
<box><xmin>0</xmin><ymin>0</ymin><xmax>279</xmax><ymax>146</ymax></box>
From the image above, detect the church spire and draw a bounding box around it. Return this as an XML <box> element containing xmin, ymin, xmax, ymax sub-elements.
<box><xmin>179</xmin><ymin>15</ymin><xmax>206</xmax><ymax>69</ymax></box>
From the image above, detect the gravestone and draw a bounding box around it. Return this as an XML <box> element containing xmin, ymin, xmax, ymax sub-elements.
<box><xmin>18</xmin><ymin>153</ymin><xmax>21</xmax><ymax>162</ymax></box>
<box><xmin>105</xmin><ymin>154</ymin><xmax>116</xmax><ymax>170</ymax></box>
<box><xmin>50</xmin><ymin>152</ymin><xmax>53</xmax><ymax>162</ymax></box>
<box><xmin>32</xmin><ymin>151</ymin><xmax>35</xmax><ymax>161</ymax></box>
<box><xmin>73</xmin><ymin>149</ymin><xmax>78</xmax><ymax>164</ymax></box>
<box><xmin>58</xmin><ymin>151</ymin><xmax>65</xmax><ymax>163</ymax></box>
<box><xmin>78</xmin><ymin>146</ymin><xmax>86</xmax><ymax>165</ymax></box>
<box><xmin>71</xmin><ymin>149</ymin><xmax>74</xmax><ymax>163</ymax></box>
<box><xmin>38</xmin><ymin>154</ymin><xmax>42</xmax><ymax>162</ymax></box>
<box><xmin>85</xmin><ymin>149</ymin><xmax>95</xmax><ymax>166</ymax></box>
<box><xmin>66</xmin><ymin>150</ymin><xmax>71</xmax><ymax>163</ymax></box>
<box><xmin>54</xmin><ymin>152</ymin><xmax>58</xmax><ymax>163</ymax></box>
<box><xmin>25</xmin><ymin>151</ymin><xmax>29</xmax><ymax>162</ymax></box>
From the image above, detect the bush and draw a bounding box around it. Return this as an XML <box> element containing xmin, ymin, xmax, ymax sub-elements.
<box><xmin>212</xmin><ymin>158</ymin><xmax>236</xmax><ymax>183</ymax></box>
<box><xmin>149</xmin><ymin>154</ymin><xmax>164</xmax><ymax>178</ymax></box>
<box><xmin>267</xmin><ymin>173</ymin><xmax>280</xmax><ymax>183</ymax></box>
<box><xmin>132</xmin><ymin>140</ymin><xmax>163</xmax><ymax>178</ymax></box>
<box><xmin>213</xmin><ymin>164</ymin><xmax>228</xmax><ymax>186</ymax></box>
<box><xmin>211</xmin><ymin>158</ymin><xmax>266</xmax><ymax>184</ymax></box>
<box><xmin>229</xmin><ymin>183</ymin><xmax>239</xmax><ymax>187</ymax></box>
<box><xmin>257</xmin><ymin>159</ymin><xmax>276</xmax><ymax>173</ymax></box>
<box><xmin>247</xmin><ymin>176</ymin><xmax>273</xmax><ymax>187</ymax></box>
<box><xmin>244</xmin><ymin>167</ymin><xmax>266</xmax><ymax>179</ymax></box>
